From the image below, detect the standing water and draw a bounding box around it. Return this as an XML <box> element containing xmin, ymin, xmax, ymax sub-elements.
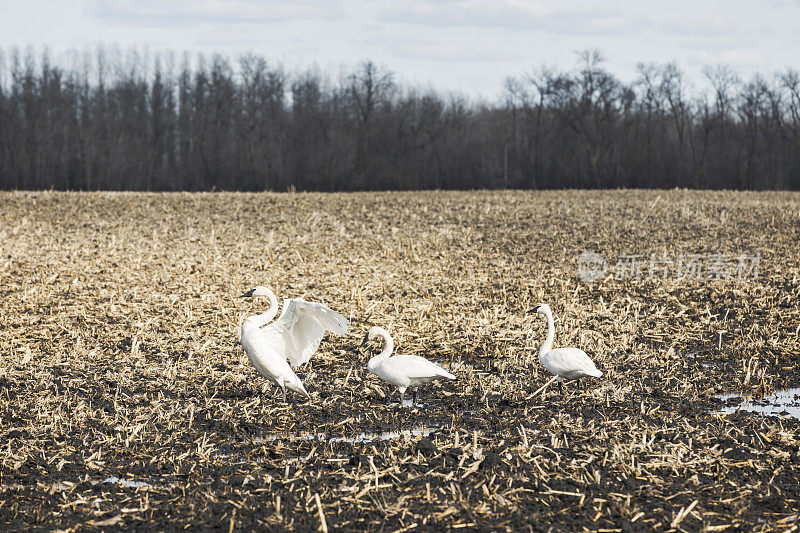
<box><xmin>717</xmin><ymin>387</ymin><xmax>800</xmax><ymax>419</ymax></box>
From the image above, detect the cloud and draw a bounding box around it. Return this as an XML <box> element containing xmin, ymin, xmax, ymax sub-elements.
<box><xmin>359</xmin><ymin>35</ymin><xmax>522</xmax><ymax>63</ymax></box>
<box><xmin>88</xmin><ymin>0</ymin><xmax>344</xmax><ymax>27</ymax></box>
<box><xmin>376</xmin><ymin>1</ymin><xmax>641</xmax><ymax>36</ymax></box>
<box><xmin>652</xmin><ymin>19</ymin><xmax>760</xmax><ymax>40</ymax></box>
<box><xmin>692</xmin><ymin>48</ymin><xmax>765</xmax><ymax>69</ymax></box>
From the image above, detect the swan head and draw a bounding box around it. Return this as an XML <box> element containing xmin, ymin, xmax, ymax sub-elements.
<box><xmin>533</xmin><ymin>304</ymin><xmax>551</xmax><ymax>316</ymax></box>
<box><xmin>359</xmin><ymin>327</ymin><xmax>394</xmax><ymax>367</ymax></box>
<box><xmin>366</xmin><ymin>326</ymin><xmax>385</xmax><ymax>341</ymax></box>
<box><xmin>240</xmin><ymin>286</ymin><xmax>272</xmax><ymax>298</ymax></box>
<box><xmin>360</xmin><ymin>326</ymin><xmax>391</xmax><ymax>348</ymax></box>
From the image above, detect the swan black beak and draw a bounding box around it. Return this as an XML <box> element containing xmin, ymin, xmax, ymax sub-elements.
<box><xmin>240</xmin><ymin>289</ymin><xmax>255</xmax><ymax>298</ymax></box>
<box><xmin>531</xmin><ymin>305</ymin><xmax>541</xmax><ymax>313</ymax></box>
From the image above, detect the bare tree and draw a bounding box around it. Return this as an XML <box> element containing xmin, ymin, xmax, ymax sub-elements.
<box><xmin>347</xmin><ymin>61</ymin><xmax>395</xmax><ymax>188</ymax></box>
<box><xmin>0</xmin><ymin>46</ymin><xmax>799</xmax><ymax>191</ymax></box>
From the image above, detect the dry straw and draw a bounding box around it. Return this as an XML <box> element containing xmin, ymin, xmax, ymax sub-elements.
<box><xmin>0</xmin><ymin>190</ymin><xmax>798</xmax><ymax>531</ymax></box>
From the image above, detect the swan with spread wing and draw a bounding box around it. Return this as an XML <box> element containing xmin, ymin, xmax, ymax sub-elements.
<box><xmin>240</xmin><ymin>286</ymin><xmax>348</xmax><ymax>402</ymax></box>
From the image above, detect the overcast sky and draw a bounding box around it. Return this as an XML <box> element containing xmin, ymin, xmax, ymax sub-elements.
<box><xmin>2</xmin><ymin>0</ymin><xmax>799</xmax><ymax>99</ymax></box>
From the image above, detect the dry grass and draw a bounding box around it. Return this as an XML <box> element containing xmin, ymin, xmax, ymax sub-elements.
<box><xmin>1</xmin><ymin>189</ymin><xmax>799</xmax><ymax>532</ymax></box>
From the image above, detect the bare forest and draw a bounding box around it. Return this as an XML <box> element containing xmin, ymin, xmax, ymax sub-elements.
<box><xmin>1</xmin><ymin>47</ymin><xmax>800</xmax><ymax>191</ymax></box>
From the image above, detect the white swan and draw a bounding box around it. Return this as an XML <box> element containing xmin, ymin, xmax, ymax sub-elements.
<box><xmin>361</xmin><ymin>326</ymin><xmax>455</xmax><ymax>405</ymax></box>
<box><xmin>534</xmin><ymin>304</ymin><xmax>602</xmax><ymax>392</ymax></box>
<box><xmin>240</xmin><ymin>286</ymin><xmax>348</xmax><ymax>402</ymax></box>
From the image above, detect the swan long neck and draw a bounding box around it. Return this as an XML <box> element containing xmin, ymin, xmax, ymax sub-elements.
<box><xmin>377</xmin><ymin>330</ymin><xmax>394</xmax><ymax>359</ymax></box>
<box><xmin>251</xmin><ymin>289</ymin><xmax>279</xmax><ymax>327</ymax></box>
<box><xmin>539</xmin><ymin>308</ymin><xmax>555</xmax><ymax>359</ymax></box>
<box><xmin>367</xmin><ymin>328</ymin><xmax>394</xmax><ymax>371</ymax></box>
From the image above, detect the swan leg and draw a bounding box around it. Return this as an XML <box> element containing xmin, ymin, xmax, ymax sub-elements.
<box><xmin>282</xmin><ymin>386</ymin><xmax>287</xmax><ymax>403</ymax></box>
<box><xmin>399</xmin><ymin>387</ymin><xmax>406</xmax><ymax>405</ymax></box>
<box><xmin>412</xmin><ymin>388</ymin><xmax>419</xmax><ymax>405</ymax></box>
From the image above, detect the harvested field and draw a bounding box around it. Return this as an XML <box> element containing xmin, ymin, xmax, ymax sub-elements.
<box><xmin>1</xmin><ymin>189</ymin><xmax>799</xmax><ymax>532</ymax></box>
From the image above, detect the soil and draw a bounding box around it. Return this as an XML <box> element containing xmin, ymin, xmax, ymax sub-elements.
<box><xmin>1</xmin><ymin>190</ymin><xmax>799</xmax><ymax>531</ymax></box>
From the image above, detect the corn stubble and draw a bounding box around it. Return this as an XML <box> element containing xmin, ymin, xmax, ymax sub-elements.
<box><xmin>0</xmin><ymin>190</ymin><xmax>799</xmax><ymax>531</ymax></box>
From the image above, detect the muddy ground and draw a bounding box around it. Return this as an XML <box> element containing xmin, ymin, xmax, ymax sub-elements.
<box><xmin>1</xmin><ymin>190</ymin><xmax>799</xmax><ymax>532</ymax></box>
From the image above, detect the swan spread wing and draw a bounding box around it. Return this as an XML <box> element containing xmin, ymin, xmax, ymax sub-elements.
<box><xmin>543</xmin><ymin>347</ymin><xmax>602</xmax><ymax>378</ymax></box>
<box><xmin>270</xmin><ymin>299</ymin><xmax>349</xmax><ymax>368</ymax></box>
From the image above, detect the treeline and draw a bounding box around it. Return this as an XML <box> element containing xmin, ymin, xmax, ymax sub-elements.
<box><xmin>1</xmin><ymin>47</ymin><xmax>799</xmax><ymax>191</ymax></box>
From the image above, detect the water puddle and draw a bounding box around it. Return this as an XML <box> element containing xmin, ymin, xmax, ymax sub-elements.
<box><xmin>394</xmin><ymin>400</ymin><xmax>426</xmax><ymax>408</ymax></box>
<box><xmin>716</xmin><ymin>387</ymin><xmax>800</xmax><ymax>419</ymax></box>
<box><xmin>4</xmin><ymin>476</ymin><xmax>164</xmax><ymax>492</ymax></box>
<box><xmin>686</xmin><ymin>353</ymin><xmax>724</xmax><ymax>369</ymax></box>
<box><xmin>102</xmin><ymin>476</ymin><xmax>151</xmax><ymax>489</ymax></box>
<box><xmin>2</xmin><ymin>481</ymin><xmax>76</xmax><ymax>492</ymax></box>
<box><xmin>329</xmin><ymin>426</ymin><xmax>437</xmax><ymax>444</ymax></box>
<box><xmin>248</xmin><ymin>424</ymin><xmax>438</xmax><ymax>445</ymax></box>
